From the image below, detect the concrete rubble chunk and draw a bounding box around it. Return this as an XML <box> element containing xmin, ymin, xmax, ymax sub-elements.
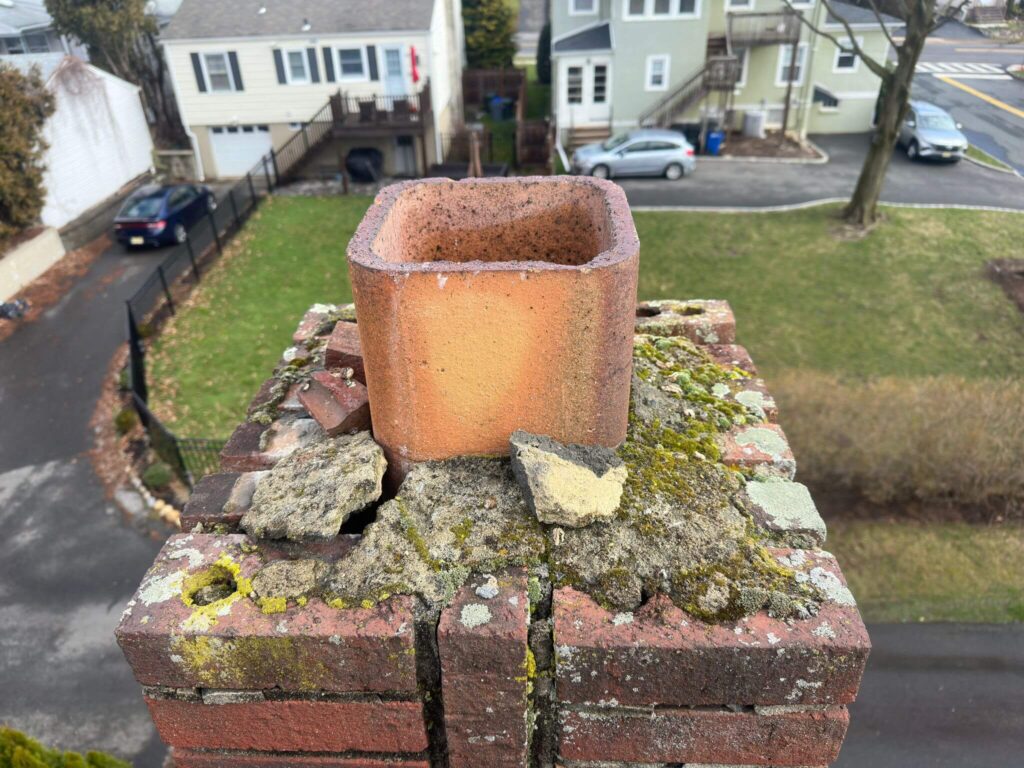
<box><xmin>241</xmin><ymin>431</ymin><xmax>386</xmax><ymax>541</ymax></box>
<box><xmin>509</xmin><ymin>430</ymin><xmax>628</xmax><ymax>528</ymax></box>
<box><xmin>251</xmin><ymin>558</ymin><xmax>329</xmax><ymax>599</ymax></box>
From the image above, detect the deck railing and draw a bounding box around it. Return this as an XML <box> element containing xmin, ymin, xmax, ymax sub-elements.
<box><xmin>727</xmin><ymin>11</ymin><xmax>802</xmax><ymax>47</ymax></box>
<box><xmin>331</xmin><ymin>83</ymin><xmax>432</xmax><ymax>131</ymax></box>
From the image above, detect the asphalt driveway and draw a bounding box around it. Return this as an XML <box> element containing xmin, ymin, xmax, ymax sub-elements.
<box><xmin>620</xmin><ymin>133</ymin><xmax>1023</xmax><ymax>209</ymax></box>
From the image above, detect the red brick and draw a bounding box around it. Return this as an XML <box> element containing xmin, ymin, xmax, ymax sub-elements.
<box><xmin>181</xmin><ymin>473</ymin><xmax>241</xmax><ymax>531</ymax></box>
<box><xmin>718</xmin><ymin>422</ymin><xmax>796</xmax><ymax>479</ymax></box>
<box><xmin>706</xmin><ymin>343</ymin><xmax>758</xmax><ymax>374</ymax></box>
<box><xmin>298</xmin><ymin>371</ymin><xmax>371</xmax><ymax>436</ymax></box>
<box><xmin>220</xmin><ymin>422</ymin><xmax>269</xmax><ymax>472</ymax></box>
<box><xmin>220</xmin><ymin>417</ymin><xmax>323</xmax><ymax>472</ymax></box>
<box><xmin>553</xmin><ymin>550</ymin><xmax>869</xmax><ymax>707</ymax></box>
<box><xmin>635</xmin><ymin>299</ymin><xmax>736</xmax><ymax>345</ymax></box>
<box><xmin>558</xmin><ymin>706</ymin><xmax>849</xmax><ymax>765</ymax></box>
<box><xmin>292</xmin><ymin>309</ymin><xmax>331</xmax><ymax>344</ymax></box>
<box><xmin>718</xmin><ymin>377</ymin><xmax>779</xmax><ymax>423</ymax></box>
<box><xmin>325</xmin><ymin>321</ymin><xmax>366</xmax><ymax>383</ymax></box>
<box><xmin>116</xmin><ymin>534</ymin><xmax>418</xmax><ymax>694</ymax></box>
<box><xmin>172</xmin><ymin>750</ymin><xmax>428</xmax><ymax>768</ymax></box>
<box><xmin>147</xmin><ymin>697</ymin><xmax>427</xmax><ymax>754</ymax></box>
<box><xmin>438</xmin><ymin>570</ymin><xmax>530</xmax><ymax>768</ymax></box>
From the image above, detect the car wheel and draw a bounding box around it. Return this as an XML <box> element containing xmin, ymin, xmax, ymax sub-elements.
<box><xmin>665</xmin><ymin>163</ymin><xmax>685</xmax><ymax>181</ymax></box>
<box><xmin>907</xmin><ymin>141</ymin><xmax>919</xmax><ymax>161</ymax></box>
<box><xmin>590</xmin><ymin>164</ymin><xmax>610</xmax><ymax>180</ymax></box>
<box><xmin>173</xmin><ymin>223</ymin><xmax>187</xmax><ymax>244</ymax></box>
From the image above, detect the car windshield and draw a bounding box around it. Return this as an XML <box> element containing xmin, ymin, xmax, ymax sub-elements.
<box><xmin>601</xmin><ymin>133</ymin><xmax>632</xmax><ymax>151</ymax></box>
<box><xmin>119</xmin><ymin>193</ymin><xmax>165</xmax><ymax>219</ymax></box>
<box><xmin>919</xmin><ymin>113</ymin><xmax>957</xmax><ymax>131</ymax></box>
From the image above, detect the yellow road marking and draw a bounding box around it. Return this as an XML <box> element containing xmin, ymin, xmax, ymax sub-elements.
<box><xmin>935</xmin><ymin>75</ymin><xmax>1024</xmax><ymax>120</ymax></box>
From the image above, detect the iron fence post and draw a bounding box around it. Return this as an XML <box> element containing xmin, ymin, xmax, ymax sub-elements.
<box><xmin>302</xmin><ymin>124</ymin><xmax>310</xmax><ymax>154</ymax></box>
<box><xmin>208</xmin><ymin>209</ymin><xmax>222</xmax><ymax>254</ymax></box>
<box><xmin>263</xmin><ymin>155</ymin><xmax>273</xmax><ymax>191</ymax></box>
<box><xmin>271</xmin><ymin>148</ymin><xmax>280</xmax><ymax>184</ymax></box>
<box><xmin>247</xmin><ymin>172</ymin><xmax>256</xmax><ymax>204</ymax></box>
<box><xmin>229</xmin><ymin>188</ymin><xmax>240</xmax><ymax>228</ymax></box>
<box><xmin>157</xmin><ymin>266</ymin><xmax>175</xmax><ymax>315</ymax></box>
<box><xmin>186</xmin><ymin>236</ymin><xmax>199</xmax><ymax>281</ymax></box>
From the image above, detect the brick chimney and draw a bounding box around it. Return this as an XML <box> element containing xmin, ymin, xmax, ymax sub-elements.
<box><xmin>116</xmin><ymin>180</ymin><xmax>868</xmax><ymax>768</ymax></box>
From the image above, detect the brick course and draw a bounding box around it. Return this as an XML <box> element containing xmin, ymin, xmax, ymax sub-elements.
<box><xmin>172</xmin><ymin>751</ymin><xmax>429</xmax><ymax>768</ymax></box>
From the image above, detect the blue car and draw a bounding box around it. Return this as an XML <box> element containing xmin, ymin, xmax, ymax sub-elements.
<box><xmin>114</xmin><ymin>184</ymin><xmax>216</xmax><ymax>248</ymax></box>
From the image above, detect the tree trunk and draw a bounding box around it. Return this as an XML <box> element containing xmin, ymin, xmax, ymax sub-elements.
<box><xmin>842</xmin><ymin>22</ymin><xmax>930</xmax><ymax>226</ymax></box>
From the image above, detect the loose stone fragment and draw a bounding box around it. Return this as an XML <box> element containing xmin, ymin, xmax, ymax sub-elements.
<box><xmin>509</xmin><ymin>430</ymin><xmax>627</xmax><ymax>528</ymax></box>
<box><xmin>242</xmin><ymin>432</ymin><xmax>386</xmax><ymax>541</ymax></box>
<box><xmin>252</xmin><ymin>559</ymin><xmax>329</xmax><ymax>600</ymax></box>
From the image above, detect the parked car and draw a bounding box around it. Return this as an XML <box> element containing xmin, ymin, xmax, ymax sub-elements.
<box><xmin>898</xmin><ymin>101</ymin><xmax>968</xmax><ymax>162</ymax></box>
<box><xmin>114</xmin><ymin>184</ymin><xmax>216</xmax><ymax>248</ymax></box>
<box><xmin>572</xmin><ymin>129</ymin><xmax>696</xmax><ymax>180</ymax></box>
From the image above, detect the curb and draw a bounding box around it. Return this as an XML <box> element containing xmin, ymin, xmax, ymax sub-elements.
<box><xmin>963</xmin><ymin>152</ymin><xmax>1022</xmax><ymax>178</ymax></box>
<box><xmin>631</xmin><ymin>198</ymin><xmax>1024</xmax><ymax>215</ymax></box>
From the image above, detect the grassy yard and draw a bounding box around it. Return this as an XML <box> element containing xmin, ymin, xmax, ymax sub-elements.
<box><xmin>965</xmin><ymin>144</ymin><xmax>1015</xmax><ymax>173</ymax></box>
<box><xmin>149</xmin><ymin>195</ymin><xmax>1024</xmax><ymax>622</ymax></box>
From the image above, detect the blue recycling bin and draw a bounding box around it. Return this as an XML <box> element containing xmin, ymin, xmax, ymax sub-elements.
<box><xmin>705</xmin><ymin>130</ymin><xmax>725</xmax><ymax>156</ymax></box>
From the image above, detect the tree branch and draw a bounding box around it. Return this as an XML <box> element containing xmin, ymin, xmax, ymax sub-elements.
<box><xmin>865</xmin><ymin>0</ymin><xmax>899</xmax><ymax>49</ymax></box>
<box><xmin>781</xmin><ymin>0</ymin><xmax>891</xmax><ymax>80</ymax></box>
<box><xmin>931</xmin><ymin>0</ymin><xmax>972</xmax><ymax>33</ymax></box>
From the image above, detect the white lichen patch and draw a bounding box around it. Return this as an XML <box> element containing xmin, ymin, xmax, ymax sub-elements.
<box><xmin>611</xmin><ymin>612</ymin><xmax>634</xmax><ymax>626</ymax></box>
<box><xmin>746</xmin><ymin>480</ymin><xmax>826</xmax><ymax>542</ymax></box>
<box><xmin>735</xmin><ymin>427</ymin><xmax>788</xmax><ymax>459</ymax></box>
<box><xmin>801</xmin><ymin>567</ymin><xmax>856</xmax><ymax>606</ymax></box>
<box><xmin>711</xmin><ymin>382</ymin><xmax>731</xmax><ymax>398</ymax></box>
<box><xmin>460</xmin><ymin>603</ymin><xmax>493</xmax><ymax>629</ymax></box>
<box><xmin>735</xmin><ymin>390</ymin><xmax>768</xmax><ymax>421</ymax></box>
<box><xmin>138</xmin><ymin>571</ymin><xmax>185</xmax><ymax>606</ymax></box>
<box><xmin>168</xmin><ymin>548</ymin><xmax>205</xmax><ymax>569</ymax></box>
<box><xmin>812</xmin><ymin>620</ymin><xmax>837</xmax><ymax>639</ymax></box>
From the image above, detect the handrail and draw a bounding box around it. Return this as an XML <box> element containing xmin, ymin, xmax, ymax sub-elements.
<box><xmin>637</xmin><ymin>55</ymin><xmax>740</xmax><ymax>127</ymax></box>
<box><xmin>637</xmin><ymin>62</ymin><xmax>707</xmax><ymax>127</ymax></box>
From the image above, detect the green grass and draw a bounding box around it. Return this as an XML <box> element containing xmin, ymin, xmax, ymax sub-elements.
<box><xmin>827</xmin><ymin>520</ymin><xmax>1024</xmax><ymax>623</ymax></box>
<box><xmin>523</xmin><ymin>63</ymin><xmax>551</xmax><ymax>120</ymax></box>
<box><xmin>966</xmin><ymin>144</ymin><xmax>1014</xmax><ymax>172</ymax></box>
<box><xmin>480</xmin><ymin>115</ymin><xmax>517</xmax><ymax>166</ymax></box>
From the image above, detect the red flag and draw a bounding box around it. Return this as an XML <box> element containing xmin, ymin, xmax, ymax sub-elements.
<box><xmin>410</xmin><ymin>45</ymin><xmax>420</xmax><ymax>84</ymax></box>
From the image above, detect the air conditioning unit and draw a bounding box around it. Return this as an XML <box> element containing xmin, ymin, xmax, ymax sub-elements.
<box><xmin>743</xmin><ymin>110</ymin><xmax>767</xmax><ymax>139</ymax></box>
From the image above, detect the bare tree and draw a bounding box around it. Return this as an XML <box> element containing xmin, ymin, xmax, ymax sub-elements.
<box><xmin>782</xmin><ymin>0</ymin><xmax>971</xmax><ymax>226</ymax></box>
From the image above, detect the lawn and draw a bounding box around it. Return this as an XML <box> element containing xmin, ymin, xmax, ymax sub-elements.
<box><xmin>965</xmin><ymin>144</ymin><xmax>1014</xmax><ymax>173</ymax></box>
<box><xmin>149</xmin><ymin>195</ymin><xmax>1024</xmax><ymax>622</ymax></box>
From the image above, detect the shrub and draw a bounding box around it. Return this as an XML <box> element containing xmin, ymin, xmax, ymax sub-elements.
<box><xmin>142</xmin><ymin>460</ymin><xmax>174</xmax><ymax>490</ymax></box>
<box><xmin>773</xmin><ymin>371</ymin><xmax>1024</xmax><ymax>511</ymax></box>
<box><xmin>113</xmin><ymin>407</ymin><xmax>137</xmax><ymax>435</ymax></box>
<box><xmin>463</xmin><ymin>0</ymin><xmax>516</xmax><ymax>69</ymax></box>
<box><xmin>0</xmin><ymin>726</ymin><xmax>130</xmax><ymax>767</ymax></box>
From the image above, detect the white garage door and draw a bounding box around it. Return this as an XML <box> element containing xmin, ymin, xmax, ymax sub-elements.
<box><xmin>210</xmin><ymin>125</ymin><xmax>273</xmax><ymax>178</ymax></box>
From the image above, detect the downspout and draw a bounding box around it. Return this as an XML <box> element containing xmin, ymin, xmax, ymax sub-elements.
<box><xmin>163</xmin><ymin>43</ymin><xmax>205</xmax><ymax>181</ymax></box>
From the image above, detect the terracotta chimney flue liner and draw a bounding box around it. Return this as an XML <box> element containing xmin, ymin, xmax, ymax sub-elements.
<box><xmin>347</xmin><ymin>176</ymin><xmax>640</xmax><ymax>465</ymax></box>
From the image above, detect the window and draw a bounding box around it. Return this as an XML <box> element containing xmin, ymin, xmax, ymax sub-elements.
<box><xmin>725</xmin><ymin>0</ymin><xmax>753</xmax><ymax>9</ymax></box>
<box><xmin>22</xmin><ymin>32</ymin><xmax>50</xmax><ymax>53</ymax></box>
<box><xmin>790</xmin><ymin>0</ymin><xmax>813</xmax><ymax>6</ymax></box>
<box><xmin>567</xmin><ymin>66</ymin><xmax>583</xmax><ymax>104</ymax></box>
<box><xmin>1</xmin><ymin>36</ymin><xmax>25</xmax><ymax>54</ymax></box>
<box><xmin>285</xmin><ymin>49</ymin><xmax>309</xmax><ymax>83</ymax></box>
<box><xmin>203</xmin><ymin>53</ymin><xmax>235</xmax><ymax>92</ymax></box>
<box><xmin>624</xmin><ymin>142</ymin><xmax>651</xmax><ymax>153</ymax></box>
<box><xmin>593</xmin><ymin>64</ymin><xmax>608</xmax><ymax>103</ymax></box>
<box><xmin>625</xmin><ymin>0</ymin><xmax>699</xmax><ymax>17</ymax></box>
<box><xmin>645</xmin><ymin>54</ymin><xmax>670</xmax><ymax>91</ymax></box>
<box><xmin>833</xmin><ymin>38</ymin><xmax>861</xmax><ymax>72</ymax></box>
<box><xmin>570</xmin><ymin>0</ymin><xmax>597</xmax><ymax>14</ymax></box>
<box><xmin>338</xmin><ymin>48</ymin><xmax>366</xmax><ymax>79</ymax></box>
<box><xmin>813</xmin><ymin>87</ymin><xmax>840</xmax><ymax>110</ymax></box>
<box><xmin>775</xmin><ymin>43</ymin><xmax>808</xmax><ymax>86</ymax></box>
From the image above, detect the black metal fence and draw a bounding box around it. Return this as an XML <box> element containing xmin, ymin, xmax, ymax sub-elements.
<box><xmin>124</xmin><ymin>100</ymin><xmax>336</xmax><ymax>488</ymax></box>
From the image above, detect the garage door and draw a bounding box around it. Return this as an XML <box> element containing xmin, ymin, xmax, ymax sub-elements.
<box><xmin>210</xmin><ymin>125</ymin><xmax>273</xmax><ymax>178</ymax></box>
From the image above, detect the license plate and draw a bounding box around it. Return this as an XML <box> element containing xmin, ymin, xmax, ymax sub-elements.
<box><xmin>130</xmin><ymin>236</ymin><xmax>144</xmax><ymax>245</ymax></box>
<box><xmin>941</xmin><ymin>152</ymin><xmax>951</xmax><ymax>158</ymax></box>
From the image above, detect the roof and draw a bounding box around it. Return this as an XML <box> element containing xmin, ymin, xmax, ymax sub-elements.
<box><xmin>826</xmin><ymin>0</ymin><xmax>902</xmax><ymax>27</ymax></box>
<box><xmin>0</xmin><ymin>51</ymin><xmax>64</xmax><ymax>81</ymax></box>
<box><xmin>0</xmin><ymin>0</ymin><xmax>52</xmax><ymax>35</ymax></box>
<box><xmin>552</xmin><ymin>22</ymin><xmax>611</xmax><ymax>54</ymax></box>
<box><xmin>163</xmin><ymin>0</ymin><xmax>436</xmax><ymax>41</ymax></box>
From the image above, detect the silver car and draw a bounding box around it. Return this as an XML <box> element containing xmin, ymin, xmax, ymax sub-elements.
<box><xmin>898</xmin><ymin>101</ymin><xmax>968</xmax><ymax>162</ymax></box>
<box><xmin>572</xmin><ymin>129</ymin><xmax>696</xmax><ymax>180</ymax></box>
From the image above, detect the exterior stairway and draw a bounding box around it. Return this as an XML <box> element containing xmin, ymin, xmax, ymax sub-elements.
<box><xmin>567</xmin><ymin>126</ymin><xmax>612</xmax><ymax>151</ymax></box>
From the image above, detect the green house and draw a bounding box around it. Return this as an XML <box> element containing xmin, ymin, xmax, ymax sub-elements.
<box><xmin>550</xmin><ymin>0</ymin><xmax>901</xmax><ymax>149</ymax></box>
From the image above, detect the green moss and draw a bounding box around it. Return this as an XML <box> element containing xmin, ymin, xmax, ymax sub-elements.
<box><xmin>0</xmin><ymin>727</ymin><xmax>130</xmax><ymax>768</ymax></box>
<box><xmin>397</xmin><ymin>497</ymin><xmax>441</xmax><ymax>571</ymax></box>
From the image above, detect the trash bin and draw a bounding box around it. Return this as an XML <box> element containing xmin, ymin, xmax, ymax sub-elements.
<box><xmin>489</xmin><ymin>96</ymin><xmax>507</xmax><ymax>121</ymax></box>
<box><xmin>705</xmin><ymin>130</ymin><xmax>725</xmax><ymax>156</ymax></box>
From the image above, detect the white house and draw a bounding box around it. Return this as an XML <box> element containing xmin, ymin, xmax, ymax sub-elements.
<box><xmin>2</xmin><ymin>54</ymin><xmax>154</xmax><ymax>228</ymax></box>
<box><xmin>161</xmin><ymin>0</ymin><xmax>466</xmax><ymax>180</ymax></box>
<box><xmin>0</xmin><ymin>0</ymin><xmax>87</xmax><ymax>58</ymax></box>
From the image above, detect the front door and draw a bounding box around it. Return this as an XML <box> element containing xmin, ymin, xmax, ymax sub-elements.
<box><xmin>560</xmin><ymin>57</ymin><xmax>611</xmax><ymax>127</ymax></box>
<box><xmin>382</xmin><ymin>46</ymin><xmax>406</xmax><ymax>97</ymax></box>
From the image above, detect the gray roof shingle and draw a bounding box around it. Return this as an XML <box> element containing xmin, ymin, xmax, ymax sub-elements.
<box><xmin>826</xmin><ymin>0</ymin><xmax>902</xmax><ymax>28</ymax></box>
<box><xmin>0</xmin><ymin>0</ymin><xmax>52</xmax><ymax>36</ymax></box>
<box><xmin>162</xmin><ymin>0</ymin><xmax>436</xmax><ymax>41</ymax></box>
<box><xmin>553</xmin><ymin>22</ymin><xmax>611</xmax><ymax>54</ymax></box>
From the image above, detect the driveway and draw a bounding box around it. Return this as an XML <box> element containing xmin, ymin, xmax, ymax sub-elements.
<box><xmin>619</xmin><ymin>133</ymin><xmax>1023</xmax><ymax>209</ymax></box>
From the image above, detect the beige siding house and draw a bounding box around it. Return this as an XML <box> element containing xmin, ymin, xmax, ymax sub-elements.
<box><xmin>162</xmin><ymin>0</ymin><xmax>465</xmax><ymax>180</ymax></box>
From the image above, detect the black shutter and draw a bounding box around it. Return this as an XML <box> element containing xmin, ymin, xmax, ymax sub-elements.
<box><xmin>190</xmin><ymin>53</ymin><xmax>207</xmax><ymax>92</ymax></box>
<box><xmin>367</xmin><ymin>45</ymin><xmax>378</xmax><ymax>81</ymax></box>
<box><xmin>307</xmin><ymin>47</ymin><xmax>320</xmax><ymax>83</ymax></box>
<box><xmin>273</xmin><ymin>49</ymin><xmax>286</xmax><ymax>84</ymax></box>
<box><xmin>322</xmin><ymin>46</ymin><xmax>335</xmax><ymax>82</ymax></box>
<box><xmin>228</xmin><ymin>51</ymin><xmax>244</xmax><ymax>90</ymax></box>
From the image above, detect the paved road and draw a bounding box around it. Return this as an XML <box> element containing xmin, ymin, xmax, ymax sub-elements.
<box><xmin>911</xmin><ymin>21</ymin><xmax>1024</xmax><ymax>172</ymax></box>
<box><xmin>0</xmin><ymin>240</ymin><xmax>166</xmax><ymax>765</ymax></box>
<box><xmin>839</xmin><ymin>623</ymin><xmax>1024</xmax><ymax>768</ymax></box>
<box><xmin>620</xmin><ymin>132</ymin><xmax>1023</xmax><ymax>209</ymax></box>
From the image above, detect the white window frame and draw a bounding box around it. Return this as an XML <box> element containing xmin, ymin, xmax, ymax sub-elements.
<box><xmin>624</xmin><ymin>0</ymin><xmax>701</xmax><ymax>20</ymax></box>
<box><xmin>789</xmin><ymin>0</ymin><xmax>814</xmax><ymax>7</ymax></box>
<box><xmin>336</xmin><ymin>46</ymin><xmax>369</xmax><ymax>82</ymax></box>
<box><xmin>725</xmin><ymin>0</ymin><xmax>754</xmax><ymax>10</ymax></box>
<box><xmin>733</xmin><ymin>47</ymin><xmax>749</xmax><ymax>88</ymax></box>
<box><xmin>201</xmin><ymin>52</ymin><xmax>238</xmax><ymax>93</ymax></box>
<box><xmin>774</xmin><ymin>42</ymin><xmax>808</xmax><ymax>87</ymax></box>
<box><xmin>814</xmin><ymin>85</ymin><xmax>840</xmax><ymax>113</ymax></box>
<box><xmin>566</xmin><ymin>64</ymin><xmax>584</xmax><ymax>104</ymax></box>
<box><xmin>645</xmin><ymin>54</ymin><xmax>671</xmax><ymax>92</ymax></box>
<box><xmin>283</xmin><ymin>48</ymin><xmax>311</xmax><ymax>84</ymax></box>
<box><xmin>569</xmin><ymin>0</ymin><xmax>598</xmax><ymax>15</ymax></box>
<box><xmin>832</xmin><ymin>37</ymin><xmax>862</xmax><ymax>73</ymax></box>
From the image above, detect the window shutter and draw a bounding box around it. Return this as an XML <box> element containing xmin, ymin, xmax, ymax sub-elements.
<box><xmin>228</xmin><ymin>51</ymin><xmax>244</xmax><ymax>90</ymax></box>
<box><xmin>322</xmin><ymin>46</ymin><xmax>335</xmax><ymax>82</ymax></box>
<box><xmin>273</xmin><ymin>49</ymin><xmax>286</xmax><ymax>84</ymax></box>
<box><xmin>307</xmin><ymin>47</ymin><xmax>320</xmax><ymax>83</ymax></box>
<box><xmin>190</xmin><ymin>53</ymin><xmax>207</xmax><ymax>92</ymax></box>
<box><xmin>367</xmin><ymin>45</ymin><xmax>379</xmax><ymax>81</ymax></box>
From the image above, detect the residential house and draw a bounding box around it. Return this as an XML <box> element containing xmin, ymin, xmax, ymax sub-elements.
<box><xmin>0</xmin><ymin>0</ymin><xmax>87</xmax><ymax>58</ymax></box>
<box><xmin>0</xmin><ymin>54</ymin><xmax>154</xmax><ymax>228</ymax></box>
<box><xmin>161</xmin><ymin>0</ymin><xmax>465</xmax><ymax>180</ymax></box>
<box><xmin>550</xmin><ymin>0</ymin><xmax>900</xmax><ymax>149</ymax></box>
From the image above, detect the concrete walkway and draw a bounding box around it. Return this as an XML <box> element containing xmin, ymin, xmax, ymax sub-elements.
<box><xmin>620</xmin><ymin>133</ymin><xmax>1024</xmax><ymax>210</ymax></box>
